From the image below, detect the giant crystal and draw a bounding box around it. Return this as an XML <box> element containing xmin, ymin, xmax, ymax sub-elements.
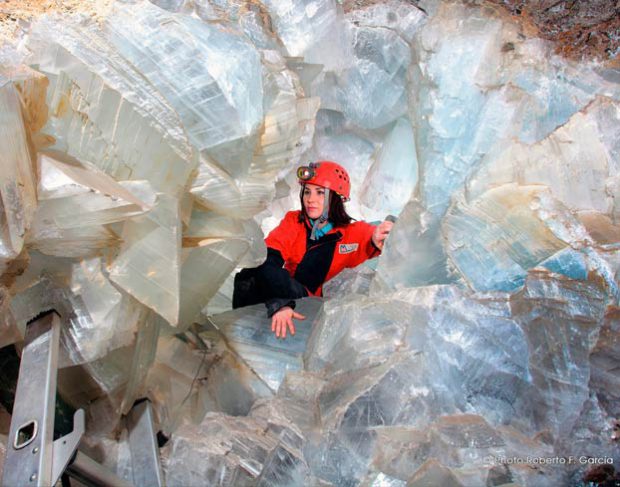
<box><xmin>2</xmin><ymin>0</ymin><xmax>619</xmax><ymax>484</ymax></box>
<box><xmin>315</xmin><ymin>274</ymin><xmax>601</xmax><ymax>416</ymax></box>
<box><xmin>162</xmin><ymin>411</ymin><xmax>312</xmax><ymax>486</ymax></box>
<box><xmin>0</xmin><ymin>82</ymin><xmax>38</xmax><ymax>273</ymax></box>
<box><xmin>107</xmin><ymin>1</ymin><xmax>263</xmax><ymax>151</ymax></box>
<box><xmin>444</xmin><ymin>184</ymin><xmax>570</xmax><ymax>292</ymax></box>
<box><xmin>312</xmin><ymin>23</ymin><xmax>412</xmax><ymax>130</ymax></box>
<box><xmin>359</xmin><ymin>117</ymin><xmax>418</xmax><ymax>220</ymax></box>
<box><xmin>261</xmin><ymin>0</ymin><xmax>350</xmax><ymax>71</ymax></box>
<box><xmin>179</xmin><ymin>208</ymin><xmax>253</xmax><ymax>328</ymax></box>
<box><xmin>27</xmin><ymin>11</ymin><xmax>196</xmax><ymax>196</ymax></box>
<box><xmin>109</xmin><ymin>202</ymin><xmax>257</xmax><ymax>329</ymax></box>
<box><xmin>206</xmin><ymin>298</ymin><xmax>323</xmax><ymax>392</ymax></box>
<box><xmin>29</xmin><ymin>151</ymin><xmax>157</xmax><ymax>258</ymax></box>
<box><xmin>411</xmin><ymin>4</ymin><xmax>521</xmax><ymax>217</ymax></box>
<box><xmin>300</xmin><ymin>270</ymin><xmax>611</xmax><ymax>485</ymax></box>
<box><xmin>36</xmin><ymin>151</ymin><xmax>156</xmax><ymax>227</ymax></box>
<box><xmin>376</xmin><ymin>37</ymin><xmax>620</xmax><ymax>294</ymax></box>
<box><xmin>143</xmin><ymin>333</ymin><xmax>273</xmax><ymax>434</ymax></box>
<box><xmin>9</xmin><ymin>265</ymin><xmax>152</xmax><ymax>367</ymax></box>
<box><xmin>191</xmin><ymin>50</ymin><xmax>319</xmax><ymax>219</ymax></box>
<box><xmin>109</xmin><ymin>193</ymin><xmax>182</xmax><ymax>325</ymax></box>
<box><xmin>468</xmin><ymin>97</ymin><xmax>618</xmax><ymax>214</ymax></box>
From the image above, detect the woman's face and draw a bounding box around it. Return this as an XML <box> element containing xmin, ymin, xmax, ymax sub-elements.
<box><xmin>303</xmin><ymin>183</ymin><xmax>325</xmax><ymax>220</ymax></box>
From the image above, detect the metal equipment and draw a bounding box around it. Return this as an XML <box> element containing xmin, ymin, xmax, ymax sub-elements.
<box><xmin>1</xmin><ymin>311</ymin><xmax>164</xmax><ymax>487</ymax></box>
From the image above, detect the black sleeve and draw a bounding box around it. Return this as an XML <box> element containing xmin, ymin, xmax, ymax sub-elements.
<box><xmin>258</xmin><ymin>248</ymin><xmax>307</xmax><ymax>298</ymax></box>
<box><xmin>264</xmin><ymin>247</ymin><xmax>285</xmax><ymax>268</ymax></box>
<box><xmin>259</xmin><ymin>248</ymin><xmax>307</xmax><ymax>316</ymax></box>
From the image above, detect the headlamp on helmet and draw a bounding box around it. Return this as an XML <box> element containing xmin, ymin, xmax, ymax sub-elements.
<box><xmin>296</xmin><ymin>165</ymin><xmax>315</xmax><ymax>181</ymax></box>
<box><xmin>296</xmin><ymin>160</ymin><xmax>350</xmax><ymax>201</ymax></box>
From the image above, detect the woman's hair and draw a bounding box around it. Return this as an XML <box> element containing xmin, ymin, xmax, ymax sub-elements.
<box><xmin>298</xmin><ymin>185</ymin><xmax>353</xmax><ymax>227</ymax></box>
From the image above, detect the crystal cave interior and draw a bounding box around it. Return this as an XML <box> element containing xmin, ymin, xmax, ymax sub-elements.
<box><xmin>0</xmin><ymin>0</ymin><xmax>619</xmax><ymax>485</ymax></box>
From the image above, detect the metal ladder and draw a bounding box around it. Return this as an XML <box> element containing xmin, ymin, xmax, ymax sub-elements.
<box><xmin>2</xmin><ymin>311</ymin><xmax>164</xmax><ymax>487</ymax></box>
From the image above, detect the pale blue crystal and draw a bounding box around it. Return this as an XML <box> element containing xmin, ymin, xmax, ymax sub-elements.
<box><xmin>108</xmin><ymin>2</ymin><xmax>263</xmax><ymax>151</ymax></box>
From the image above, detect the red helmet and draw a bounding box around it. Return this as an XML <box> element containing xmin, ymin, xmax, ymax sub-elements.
<box><xmin>296</xmin><ymin>161</ymin><xmax>351</xmax><ymax>201</ymax></box>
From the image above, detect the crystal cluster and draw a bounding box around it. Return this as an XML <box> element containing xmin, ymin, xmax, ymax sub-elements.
<box><xmin>0</xmin><ymin>0</ymin><xmax>316</xmax><ymax>446</ymax></box>
<box><xmin>0</xmin><ymin>0</ymin><xmax>618</xmax><ymax>485</ymax></box>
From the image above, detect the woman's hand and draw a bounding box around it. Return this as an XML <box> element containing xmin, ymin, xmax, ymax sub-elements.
<box><xmin>271</xmin><ymin>306</ymin><xmax>306</xmax><ymax>339</ymax></box>
<box><xmin>372</xmin><ymin>220</ymin><xmax>394</xmax><ymax>250</ymax></box>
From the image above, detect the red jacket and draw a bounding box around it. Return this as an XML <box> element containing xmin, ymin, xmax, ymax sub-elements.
<box><xmin>264</xmin><ymin>210</ymin><xmax>381</xmax><ymax>296</ymax></box>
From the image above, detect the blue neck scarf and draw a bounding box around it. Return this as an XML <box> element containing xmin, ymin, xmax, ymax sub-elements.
<box><xmin>309</xmin><ymin>220</ymin><xmax>333</xmax><ymax>238</ymax></box>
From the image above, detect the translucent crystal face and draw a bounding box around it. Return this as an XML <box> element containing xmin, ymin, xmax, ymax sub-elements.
<box><xmin>0</xmin><ymin>84</ymin><xmax>37</xmax><ymax>264</ymax></box>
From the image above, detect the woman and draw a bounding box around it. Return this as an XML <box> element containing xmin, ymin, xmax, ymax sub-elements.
<box><xmin>233</xmin><ymin>161</ymin><xmax>393</xmax><ymax>338</ymax></box>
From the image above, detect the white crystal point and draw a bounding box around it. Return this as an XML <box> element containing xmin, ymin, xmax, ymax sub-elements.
<box><xmin>64</xmin><ymin>258</ymin><xmax>125</xmax><ymax>363</ymax></box>
<box><xmin>191</xmin><ymin>156</ymin><xmax>275</xmax><ymax>218</ymax></box>
<box><xmin>0</xmin><ymin>83</ymin><xmax>38</xmax><ymax>269</ymax></box>
<box><xmin>2</xmin><ymin>65</ymin><xmax>50</xmax><ymax>149</ymax></box>
<box><xmin>27</xmin><ymin>14</ymin><xmax>196</xmax><ymax>196</ymax></box>
<box><xmin>107</xmin><ymin>1</ymin><xmax>264</xmax><ymax>151</ymax></box>
<box><xmin>360</xmin><ymin>117</ymin><xmax>418</xmax><ymax>221</ymax></box>
<box><xmin>63</xmin><ymin>261</ymin><xmax>154</xmax><ymax>366</ymax></box>
<box><xmin>36</xmin><ymin>152</ymin><xmax>157</xmax><ymax>229</ymax></box>
<box><xmin>109</xmin><ymin>193</ymin><xmax>181</xmax><ymax>325</ymax></box>
<box><xmin>29</xmin><ymin>151</ymin><xmax>157</xmax><ymax>258</ymax></box>
<box><xmin>184</xmin><ymin>209</ymin><xmax>265</xmax><ymax>266</ymax></box>
<box><xmin>444</xmin><ymin>184</ymin><xmax>570</xmax><ymax>292</ymax></box>
<box><xmin>38</xmin><ymin>151</ymin><xmax>155</xmax><ymax>206</ymax></box>
<box><xmin>202</xmin><ymin>272</ymin><xmax>235</xmax><ymax>316</ymax></box>
<box><xmin>109</xmin><ymin>202</ymin><xmax>262</xmax><ymax>331</ymax></box>
<box><xmin>177</xmin><ymin>210</ymin><xmax>252</xmax><ymax>329</ymax></box>
<box><xmin>28</xmin><ymin>225</ymin><xmax>120</xmax><ymax>258</ymax></box>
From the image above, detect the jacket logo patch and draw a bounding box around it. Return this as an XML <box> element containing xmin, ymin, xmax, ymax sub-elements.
<box><xmin>339</xmin><ymin>243</ymin><xmax>359</xmax><ymax>254</ymax></box>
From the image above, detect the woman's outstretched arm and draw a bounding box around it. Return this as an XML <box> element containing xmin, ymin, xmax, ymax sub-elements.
<box><xmin>257</xmin><ymin>248</ymin><xmax>308</xmax><ymax>315</ymax></box>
